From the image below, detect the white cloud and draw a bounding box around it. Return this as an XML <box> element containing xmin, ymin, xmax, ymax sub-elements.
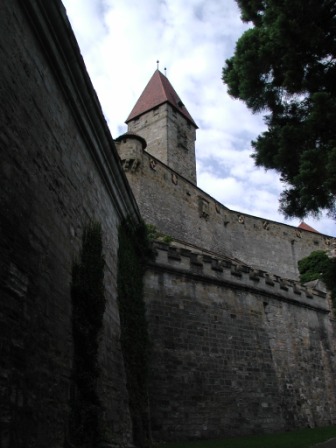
<box><xmin>62</xmin><ymin>0</ymin><xmax>335</xmax><ymax>237</ymax></box>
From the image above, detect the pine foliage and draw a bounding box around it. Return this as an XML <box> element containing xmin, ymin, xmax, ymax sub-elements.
<box><xmin>223</xmin><ymin>0</ymin><xmax>336</xmax><ymax>219</ymax></box>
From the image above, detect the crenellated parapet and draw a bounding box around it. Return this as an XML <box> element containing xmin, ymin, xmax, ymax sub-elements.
<box><xmin>118</xmin><ymin>145</ymin><xmax>335</xmax><ymax>280</ymax></box>
<box><xmin>150</xmin><ymin>241</ymin><xmax>329</xmax><ymax>313</ymax></box>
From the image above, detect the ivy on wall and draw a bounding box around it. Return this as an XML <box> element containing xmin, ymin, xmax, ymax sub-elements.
<box><xmin>298</xmin><ymin>250</ymin><xmax>336</xmax><ymax>305</ymax></box>
<box><xmin>117</xmin><ymin>219</ymin><xmax>153</xmax><ymax>448</ymax></box>
<box><xmin>68</xmin><ymin>221</ymin><xmax>106</xmax><ymax>448</ymax></box>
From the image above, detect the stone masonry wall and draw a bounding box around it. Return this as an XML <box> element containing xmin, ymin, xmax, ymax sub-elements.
<box><xmin>128</xmin><ymin>105</ymin><xmax>170</xmax><ymax>165</ymax></box>
<box><xmin>117</xmin><ymin>143</ymin><xmax>334</xmax><ymax>280</ymax></box>
<box><xmin>0</xmin><ymin>1</ymin><xmax>138</xmax><ymax>446</ymax></box>
<box><xmin>3</xmin><ymin>1</ymin><xmax>336</xmax><ymax>446</ymax></box>
<box><xmin>144</xmin><ymin>243</ymin><xmax>336</xmax><ymax>441</ymax></box>
<box><xmin>127</xmin><ymin>103</ymin><xmax>197</xmax><ymax>184</ymax></box>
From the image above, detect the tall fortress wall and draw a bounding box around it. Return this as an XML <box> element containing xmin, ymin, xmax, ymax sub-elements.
<box><xmin>1</xmin><ymin>0</ymin><xmax>336</xmax><ymax>446</ymax></box>
<box><xmin>0</xmin><ymin>1</ymin><xmax>137</xmax><ymax>446</ymax></box>
<box><xmin>116</xmin><ymin>61</ymin><xmax>336</xmax><ymax>441</ymax></box>
<box><xmin>145</xmin><ymin>242</ymin><xmax>336</xmax><ymax>440</ymax></box>
<box><xmin>116</xmin><ymin>136</ymin><xmax>333</xmax><ymax>281</ymax></box>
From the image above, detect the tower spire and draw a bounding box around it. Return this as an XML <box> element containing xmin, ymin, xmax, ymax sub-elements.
<box><xmin>126</xmin><ymin>70</ymin><xmax>197</xmax><ymax>127</ymax></box>
<box><xmin>125</xmin><ymin>70</ymin><xmax>198</xmax><ymax>184</ymax></box>
<box><xmin>156</xmin><ymin>60</ymin><xmax>160</xmax><ymax>70</ymax></box>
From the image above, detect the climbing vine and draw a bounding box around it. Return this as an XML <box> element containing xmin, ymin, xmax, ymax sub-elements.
<box><xmin>117</xmin><ymin>219</ymin><xmax>153</xmax><ymax>448</ymax></box>
<box><xmin>68</xmin><ymin>221</ymin><xmax>105</xmax><ymax>447</ymax></box>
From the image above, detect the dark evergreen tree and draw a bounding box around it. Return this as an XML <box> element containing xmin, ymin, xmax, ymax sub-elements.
<box><xmin>223</xmin><ymin>0</ymin><xmax>336</xmax><ymax>219</ymax></box>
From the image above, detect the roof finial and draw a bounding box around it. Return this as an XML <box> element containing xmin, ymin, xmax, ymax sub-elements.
<box><xmin>156</xmin><ymin>60</ymin><xmax>160</xmax><ymax>70</ymax></box>
<box><xmin>164</xmin><ymin>67</ymin><xmax>167</xmax><ymax>77</ymax></box>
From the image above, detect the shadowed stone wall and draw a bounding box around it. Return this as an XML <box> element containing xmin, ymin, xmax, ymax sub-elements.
<box><xmin>2</xmin><ymin>0</ymin><xmax>336</xmax><ymax>446</ymax></box>
<box><xmin>0</xmin><ymin>1</ymin><xmax>138</xmax><ymax>446</ymax></box>
<box><xmin>144</xmin><ymin>243</ymin><xmax>336</xmax><ymax>441</ymax></box>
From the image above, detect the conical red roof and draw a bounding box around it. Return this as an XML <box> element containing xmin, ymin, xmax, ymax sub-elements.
<box><xmin>126</xmin><ymin>70</ymin><xmax>198</xmax><ymax>128</ymax></box>
<box><xmin>298</xmin><ymin>222</ymin><xmax>319</xmax><ymax>233</ymax></box>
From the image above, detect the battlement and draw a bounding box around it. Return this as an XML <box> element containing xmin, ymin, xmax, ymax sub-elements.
<box><xmin>150</xmin><ymin>241</ymin><xmax>329</xmax><ymax>313</ymax></box>
<box><xmin>117</xmin><ymin>143</ymin><xmax>335</xmax><ymax>280</ymax></box>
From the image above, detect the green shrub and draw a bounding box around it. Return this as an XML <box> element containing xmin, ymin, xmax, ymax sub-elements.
<box><xmin>298</xmin><ymin>250</ymin><xmax>336</xmax><ymax>305</ymax></box>
<box><xmin>146</xmin><ymin>223</ymin><xmax>173</xmax><ymax>244</ymax></box>
<box><xmin>298</xmin><ymin>250</ymin><xmax>331</xmax><ymax>283</ymax></box>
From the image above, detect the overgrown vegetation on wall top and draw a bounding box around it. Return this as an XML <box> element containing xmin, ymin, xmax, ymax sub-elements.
<box><xmin>298</xmin><ymin>250</ymin><xmax>336</xmax><ymax>304</ymax></box>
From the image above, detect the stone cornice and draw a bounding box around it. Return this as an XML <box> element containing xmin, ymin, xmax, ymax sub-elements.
<box><xmin>18</xmin><ymin>0</ymin><xmax>141</xmax><ymax>226</ymax></box>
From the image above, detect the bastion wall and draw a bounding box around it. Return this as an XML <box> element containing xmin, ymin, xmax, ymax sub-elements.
<box><xmin>116</xmin><ymin>138</ymin><xmax>334</xmax><ymax>281</ymax></box>
<box><xmin>144</xmin><ymin>242</ymin><xmax>336</xmax><ymax>441</ymax></box>
<box><xmin>0</xmin><ymin>1</ymin><xmax>137</xmax><ymax>446</ymax></box>
<box><xmin>2</xmin><ymin>0</ymin><xmax>336</xmax><ymax>446</ymax></box>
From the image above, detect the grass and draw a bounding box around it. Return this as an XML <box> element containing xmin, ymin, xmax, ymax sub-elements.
<box><xmin>156</xmin><ymin>426</ymin><xmax>336</xmax><ymax>448</ymax></box>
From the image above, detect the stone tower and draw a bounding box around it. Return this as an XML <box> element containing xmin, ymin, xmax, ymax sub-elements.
<box><xmin>126</xmin><ymin>70</ymin><xmax>198</xmax><ymax>184</ymax></box>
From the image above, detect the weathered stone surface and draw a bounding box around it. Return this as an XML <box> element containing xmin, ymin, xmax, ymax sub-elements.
<box><xmin>144</xmin><ymin>243</ymin><xmax>336</xmax><ymax>441</ymax></box>
<box><xmin>119</xmin><ymin>147</ymin><xmax>334</xmax><ymax>280</ymax></box>
<box><xmin>0</xmin><ymin>1</ymin><xmax>138</xmax><ymax>446</ymax></box>
<box><xmin>127</xmin><ymin>103</ymin><xmax>197</xmax><ymax>184</ymax></box>
<box><xmin>2</xmin><ymin>0</ymin><xmax>336</xmax><ymax>446</ymax></box>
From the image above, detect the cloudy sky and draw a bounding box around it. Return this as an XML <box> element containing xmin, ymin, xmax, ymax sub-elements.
<box><xmin>62</xmin><ymin>0</ymin><xmax>335</xmax><ymax>237</ymax></box>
